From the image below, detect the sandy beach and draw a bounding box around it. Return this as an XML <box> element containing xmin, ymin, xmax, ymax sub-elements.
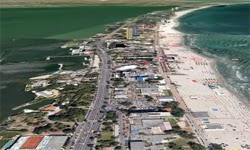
<box><xmin>158</xmin><ymin>6</ymin><xmax>250</xmax><ymax>149</ymax></box>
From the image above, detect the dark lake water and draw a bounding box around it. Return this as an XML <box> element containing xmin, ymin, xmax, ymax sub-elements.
<box><xmin>0</xmin><ymin>6</ymin><xmax>171</xmax><ymax>120</ymax></box>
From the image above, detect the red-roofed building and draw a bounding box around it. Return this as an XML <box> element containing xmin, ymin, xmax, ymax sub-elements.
<box><xmin>20</xmin><ymin>135</ymin><xmax>44</xmax><ymax>149</ymax></box>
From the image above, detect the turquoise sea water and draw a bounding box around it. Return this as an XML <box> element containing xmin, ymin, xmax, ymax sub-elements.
<box><xmin>0</xmin><ymin>6</ymin><xmax>171</xmax><ymax>120</ymax></box>
<box><xmin>178</xmin><ymin>4</ymin><xmax>250</xmax><ymax>100</ymax></box>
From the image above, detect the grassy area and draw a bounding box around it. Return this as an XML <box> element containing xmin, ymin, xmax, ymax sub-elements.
<box><xmin>49</xmin><ymin>107</ymin><xmax>86</xmax><ymax>122</ymax></box>
<box><xmin>0</xmin><ymin>131</ymin><xmax>20</xmax><ymax>139</ymax></box>
<box><xmin>163</xmin><ymin>90</ymin><xmax>173</xmax><ymax>96</ymax></box>
<box><xmin>112</xmin><ymin>78</ymin><xmax>126</xmax><ymax>87</ymax></box>
<box><xmin>33</xmin><ymin>121</ymin><xmax>73</xmax><ymax>134</ymax></box>
<box><xmin>96</xmin><ymin>111</ymin><xmax>119</xmax><ymax>149</ymax></box>
<box><xmin>168</xmin><ymin>117</ymin><xmax>178</xmax><ymax>127</ymax></box>
<box><xmin>162</xmin><ymin>101</ymin><xmax>185</xmax><ymax>117</ymax></box>
<box><xmin>167</xmin><ymin>137</ymin><xmax>206</xmax><ymax>150</ymax></box>
<box><xmin>0</xmin><ymin>130</ymin><xmax>21</xmax><ymax>147</ymax></box>
<box><xmin>23</xmin><ymin>112</ymin><xmax>47</xmax><ymax>126</ymax></box>
<box><xmin>168</xmin><ymin>138</ymin><xmax>206</xmax><ymax>150</ymax></box>
<box><xmin>4</xmin><ymin>76</ymin><xmax>97</xmax><ymax>135</ymax></box>
<box><xmin>100</xmin><ymin>131</ymin><xmax>113</xmax><ymax>141</ymax></box>
<box><xmin>48</xmin><ymin>82</ymin><xmax>96</xmax><ymax>122</ymax></box>
<box><xmin>164</xmin><ymin>115</ymin><xmax>196</xmax><ymax>144</ymax></box>
<box><xmin>33</xmin><ymin>123</ymin><xmax>52</xmax><ymax>134</ymax></box>
<box><xmin>96</xmin><ymin>128</ymin><xmax>117</xmax><ymax>149</ymax></box>
<box><xmin>168</xmin><ymin>138</ymin><xmax>191</xmax><ymax>150</ymax></box>
<box><xmin>188</xmin><ymin>141</ymin><xmax>206</xmax><ymax>150</ymax></box>
<box><xmin>0</xmin><ymin>139</ymin><xmax>9</xmax><ymax>148</ymax></box>
<box><xmin>62</xmin><ymin>39</ymin><xmax>82</xmax><ymax>48</ymax></box>
<box><xmin>105</xmin><ymin>111</ymin><xmax>117</xmax><ymax>122</ymax></box>
<box><xmin>12</xmin><ymin>99</ymin><xmax>55</xmax><ymax>115</ymax></box>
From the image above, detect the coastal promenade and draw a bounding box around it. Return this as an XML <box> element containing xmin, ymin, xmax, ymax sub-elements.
<box><xmin>155</xmin><ymin>24</ymin><xmax>208</xmax><ymax>146</ymax></box>
<box><xmin>158</xmin><ymin>8</ymin><xmax>250</xmax><ymax>149</ymax></box>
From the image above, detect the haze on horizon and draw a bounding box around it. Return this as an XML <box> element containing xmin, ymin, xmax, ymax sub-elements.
<box><xmin>0</xmin><ymin>0</ymin><xmax>249</xmax><ymax>7</ymax></box>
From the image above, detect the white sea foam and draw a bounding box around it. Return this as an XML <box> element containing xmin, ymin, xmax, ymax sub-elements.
<box><xmin>236</xmin><ymin>70</ymin><xmax>248</xmax><ymax>82</ymax></box>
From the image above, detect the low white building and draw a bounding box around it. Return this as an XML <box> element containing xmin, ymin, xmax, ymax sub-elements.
<box><xmin>157</xmin><ymin>96</ymin><xmax>174</xmax><ymax>103</ymax></box>
<box><xmin>114</xmin><ymin>95</ymin><xmax>128</xmax><ymax>99</ymax></box>
<box><xmin>71</xmin><ymin>49</ymin><xmax>81</xmax><ymax>55</ymax></box>
<box><xmin>33</xmin><ymin>89</ymin><xmax>60</xmax><ymax>98</ymax></box>
<box><xmin>116</xmin><ymin>65</ymin><xmax>138</xmax><ymax>71</ymax></box>
<box><xmin>114</xmin><ymin>125</ymin><xmax>119</xmax><ymax>137</ymax></box>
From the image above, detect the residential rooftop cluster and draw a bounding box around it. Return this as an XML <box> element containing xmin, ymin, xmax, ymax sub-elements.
<box><xmin>91</xmin><ymin>10</ymin><xmax>206</xmax><ymax>150</ymax></box>
<box><xmin>129</xmin><ymin>112</ymin><xmax>175</xmax><ymax>150</ymax></box>
<box><xmin>2</xmin><ymin>135</ymin><xmax>68</xmax><ymax>150</ymax></box>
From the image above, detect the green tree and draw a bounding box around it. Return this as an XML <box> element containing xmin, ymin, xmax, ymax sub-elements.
<box><xmin>171</xmin><ymin>107</ymin><xmax>184</xmax><ymax>117</ymax></box>
<box><xmin>168</xmin><ymin>142</ymin><xmax>182</xmax><ymax>150</ymax></box>
<box><xmin>208</xmin><ymin>143</ymin><xmax>224</xmax><ymax>150</ymax></box>
<box><xmin>188</xmin><ymin>141</ymin><xmax>206</xmax><ymax>150</ymax></box>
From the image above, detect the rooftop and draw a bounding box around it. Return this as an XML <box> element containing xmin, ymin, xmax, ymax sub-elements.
<box><xmin>20</xmin><ymin>135</ymin><xmax>44</xmax><ymax>149</ymax></box>
<box><xmin>130</xmin><ymin>141</ymin><xmax>145</xmax><ymax>150</ymax></box>
<box><xmin>8</xmin><ymin>135</ymin><xmax>68</xmax><ymax>150</ymax></box>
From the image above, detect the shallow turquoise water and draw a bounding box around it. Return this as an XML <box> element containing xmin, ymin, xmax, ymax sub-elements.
<box><xmin>178</xmin><ymin>4</ymin><xmax>250</xmax><ymax>100</ymax></box>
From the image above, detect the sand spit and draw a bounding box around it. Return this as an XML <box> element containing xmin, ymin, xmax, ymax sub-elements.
<box><xmin>158</xmin><ymin>6</ymin><xmax>250</xmax><ymax>149</ymax></box>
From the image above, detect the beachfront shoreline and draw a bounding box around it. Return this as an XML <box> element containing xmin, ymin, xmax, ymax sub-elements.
<box><xmin>174</xmin><ymin>5</ymin><xmax>250</xmax><ymax>106</ymax></box>
<box><xmin>159</xmin><ymin>5</ymin><xmax>250</xmax><ymax>149</ymax></box>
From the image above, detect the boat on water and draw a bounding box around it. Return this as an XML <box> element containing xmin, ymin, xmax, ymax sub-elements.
<box><xmin>232</xmin><ymin>58</ymin><xmax>239</xmax><ymax>62</ymax></box>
